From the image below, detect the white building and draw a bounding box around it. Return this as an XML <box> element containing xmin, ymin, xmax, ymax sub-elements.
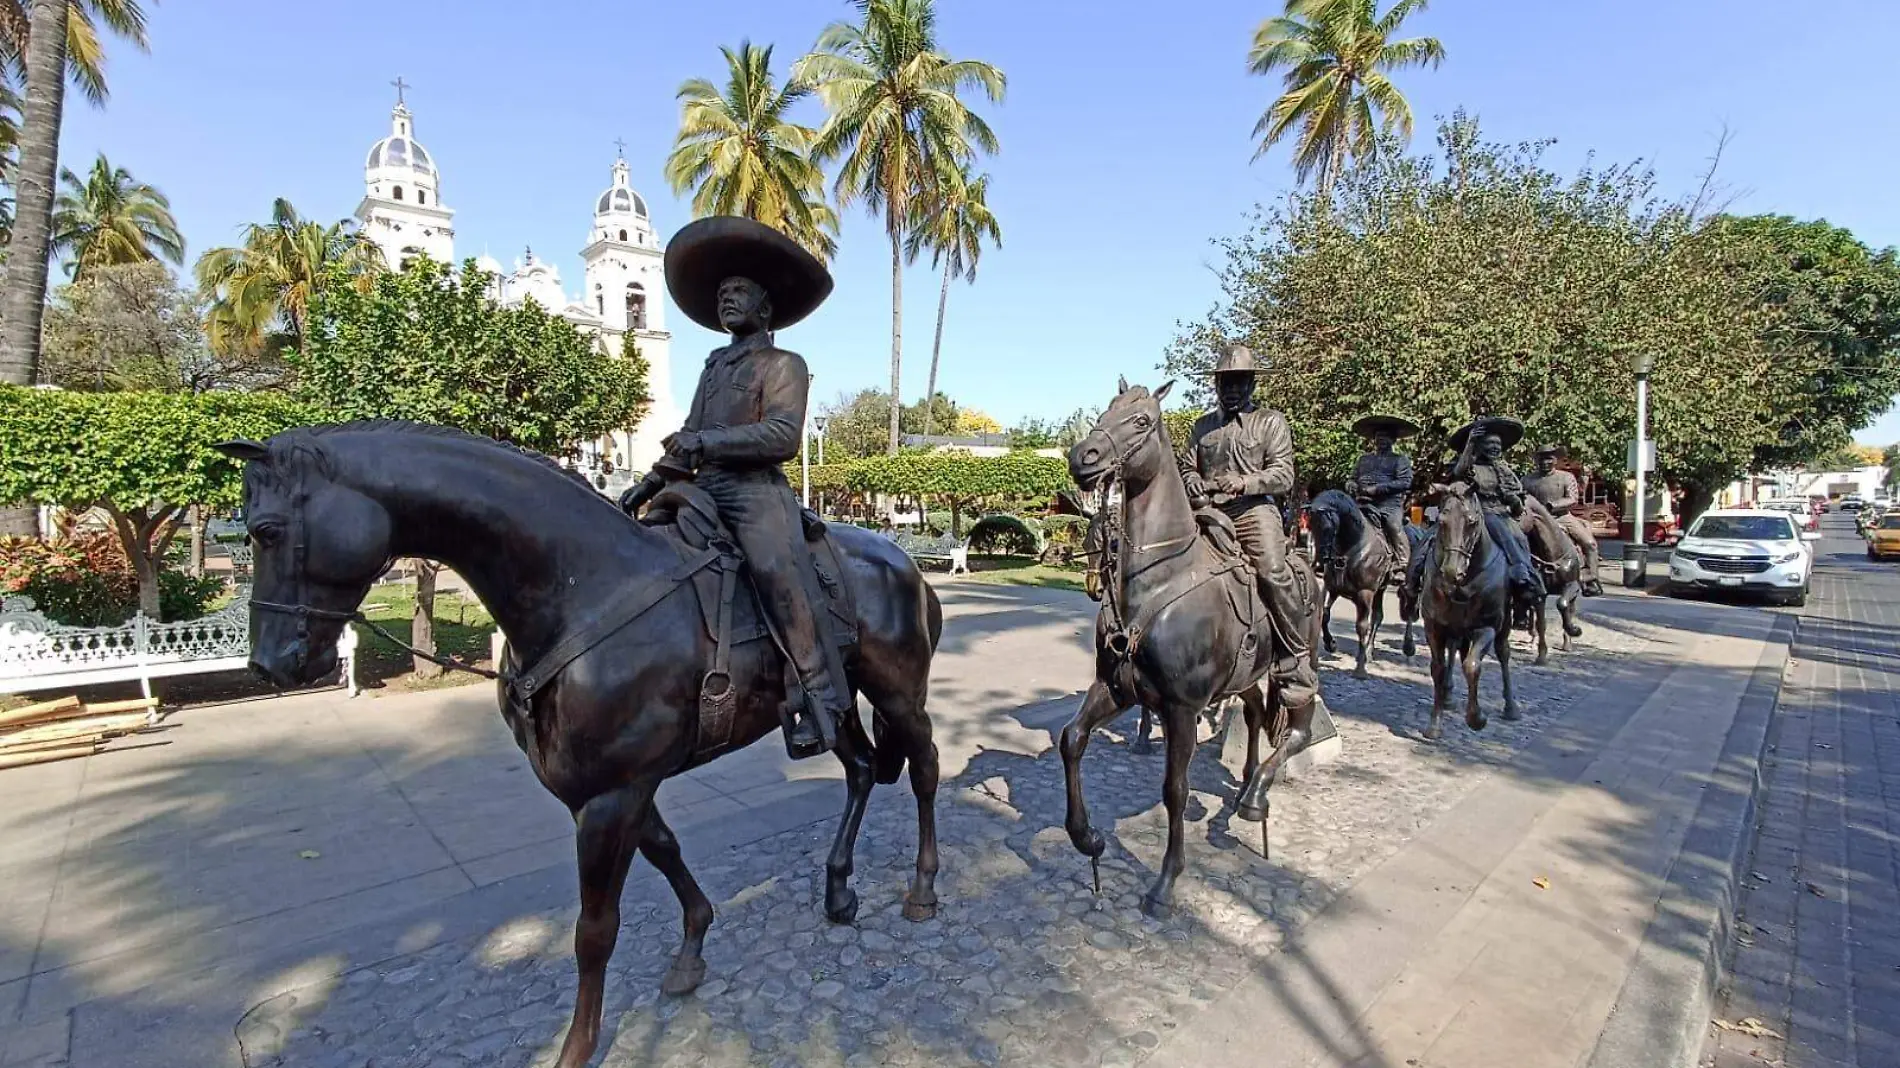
<box><xmin>354</xmin><ymin>92</ymin><xmax>683</xmax><ymax>493</ymax></box>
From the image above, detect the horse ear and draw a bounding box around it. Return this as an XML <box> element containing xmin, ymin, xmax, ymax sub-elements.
<box><xmin>1153</xmin><ymin>379</ymin><xmax>1175</xmax><ymax>403</ymax></box>
<box><xmin>1117</xmin><ymin>374</ymin><xmax>1130</xmax><ymax>395</ymax></box>
<box><xmin>214</xmin><ymin>439</ymin><xmax>269</xmax><ymax>463</ymax></box>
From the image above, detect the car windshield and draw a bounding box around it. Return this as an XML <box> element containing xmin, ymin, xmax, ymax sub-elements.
<box><xmin>1882</xmin><ymin>515</ymin><xmax>1900</xmax><ymax>531</ymax></box>
<box><xmin>1691</xmin><ymin>516</ymin><xmax>1793</xmax><ymax>541</ymax></box>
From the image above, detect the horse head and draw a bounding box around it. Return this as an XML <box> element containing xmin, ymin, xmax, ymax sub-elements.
<box><xmin>216</xmin><ymin>432</ymin><xmax>395</xmax><ymax>688</ymax></box>
<box><xmin>1434</xmin><ymin>481</ymin><xmax>1484</xmax><ymax>586</ymax></box>
<box><xmin>1068</xmin><ymin>376</ymin><xmax>1175</xmax><ymax>493</ymax></box>
<box><xmin>1306</xmin><ymin>489</ymin><xmax>1353</xmax><ymax>565</ymax></box>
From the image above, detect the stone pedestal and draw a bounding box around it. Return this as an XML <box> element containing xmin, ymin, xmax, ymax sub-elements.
<box><xmin>1217</xmin><ymin>693</ymin><xmax>1343</xmax><ymax>781</ymax></box>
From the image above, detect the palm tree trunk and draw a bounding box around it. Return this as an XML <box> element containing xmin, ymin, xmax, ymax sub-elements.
<box><xmin>886</xmin><ymin>227</ymin><xmax>904</xmax><ymax>455</ymax></box>
<box><xmin>922</xmin><ymin>257</ymin><xmax>952</xmax><ymax>439</ymax></box>
<box><xmin>0</xmin><ymin>0</ymin><xmax>71</xmax><ymax>540</ymax></box>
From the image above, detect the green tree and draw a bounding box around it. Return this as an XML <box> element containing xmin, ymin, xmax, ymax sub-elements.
<box><xmin>845</xmin><ymin>449</ymin><xmax>1069</xmax><ymax>535</ymax></box>
<box><xmin>906</xmin><ymin>165</ymin><xmax>999</xmax><ymax>438</ymax></box>
<box><xmin>1707</xmin><ymin>214</ymin><xmax>1900</xmax><ymax>471</ymax></box>
<box><xmin>1168</xmin><ymin>113</ymin><xmax>1782</xmax><ymax>515</ymax></box>
<box><xmin>194</xmin><ymin>197</ymin><xmax>385</xmax><ymax>361</ymax></box>
<box><xmin>50</xmin><ymin>151</ymin><xmax>182</xmax><ymax>278</ymax></box>
<box><xmin>0</xmin><ymin>0</ymin><xmax>149</xmax><ymax>106</ymax></box>
<box><xmin>665</xmin><ymin>40</ymin><xmax>838</xmax><ymax>261</ymax></box>
<box><xmin>39</xmin><ymin>260</ymin><xmax>262</xmax><ymax>392</ymax></box>
<box><xmin>796</xmin><ymin>0</ymin><xmax>1005</xmax><ymax>455</ymax></box>
<box><xmin>294</xmin><ymin>255</ymin><xmax>651</xmax><ymax>674</ymax></box>
<box><xmin>0</xmin><ymin>384</ymin><xmax>311</xmax><ymax>617</ymax></box>
<box><xmin>1247</xmin><ymin>0</ymin><xmax>1445</xmax><ymax>199</ymax></box>
<box><xmin>0</xmin><ymin>0</ymin><xmax>69</xmax><ymax>539</ymax></box>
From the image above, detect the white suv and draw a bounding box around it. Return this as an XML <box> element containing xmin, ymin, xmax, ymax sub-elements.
<box><xmin>1667</xmin><ymin>508</ymin><xmax>1820</xmax><ymax>607</ymax></box>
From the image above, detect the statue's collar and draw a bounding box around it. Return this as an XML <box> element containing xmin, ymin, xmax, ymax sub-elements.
<box><xmin>1220</xmin><ymin>401</ymin><xmax>1257</xmax><ymax>422</ymax></box>
<box><xmin>714</xmin><ymin>330</ymin><xmax>774</xmax><ymax>362</ymax></box>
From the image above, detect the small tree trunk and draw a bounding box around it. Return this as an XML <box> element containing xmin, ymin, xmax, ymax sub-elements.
<box><xmin>412</xmin><ymin>561</ymin><xmax>442</xmax><ymax>678</ymax></box>
<box><xmin>886</xmin><ymin>225</ymin><xmax>904</xmax><ymax>456</ymax></box>
<box><xmin>923</xmin><ymin>258</ymin><xmax>952</xmax><ymax>439</ymax></box>
<box><xmin>131</xmin><ymin>546</ymin><xmax>161</xmax><ymax>619</ymax></box>
<box><xmin>1679</xmin><ymin>482</ymin><xmax>1716</xmax><ymax>529</ymax></box>
<box><xmin>188</xmin><ymin>506</ymin><xmax>206</xmax><ymax>577</ymax></box>
<box><xmin>951</xmin><ymin>498</ymin><xmax>962</xmax><ymax>540</ymax></box>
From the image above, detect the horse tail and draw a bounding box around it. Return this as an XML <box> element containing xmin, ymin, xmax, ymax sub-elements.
<box><xmin>925</xmin><ymin>583</ymin><xmax>944</xmax><ymax>651</ymax></box>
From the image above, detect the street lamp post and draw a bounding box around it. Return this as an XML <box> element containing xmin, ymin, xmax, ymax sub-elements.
<box><xmin>813</xmin><ymin>415</ymin><xmax>828</xmax><ymax>466</ymax></box>
<box><xmin>1624</xmin><ymin>352</ymin><xmax>1656</xmax><ymax>588</ymax></box>
<box><xmin>801</xmin><ymin>374</ymin><xmax>815</xmax><ymax>508</ymax></box>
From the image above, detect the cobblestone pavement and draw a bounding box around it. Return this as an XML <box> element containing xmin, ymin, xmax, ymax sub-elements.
<box><xmin>1707</xmin><ymin>519</ymin><xmax>1900</xmax><ymax>1068</ymax></box>
<box><xmin>243</xmin><ymin>613</ymin><xmax>1655</xmax><ymax>1068</ymax></box>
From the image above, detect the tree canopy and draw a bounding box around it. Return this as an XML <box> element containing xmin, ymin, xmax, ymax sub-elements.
<box><xmin>293</xmin><ymin>256</ymin><xmax>651</xmax><ymax>456</ymax></box>
<box><xmin>1167</xmin><ymin>113</ymin><xmax>1900</xmax><ymax>513</ymax></box>
<box><xmin>40</xmin><ymin>261</ymin><xmax>282</xmax><ymax>393</ymax></box>
<box><xmin>0</xmin><ymin>384</ymin><xmax>310</xmax><ymax>616</ymax></box>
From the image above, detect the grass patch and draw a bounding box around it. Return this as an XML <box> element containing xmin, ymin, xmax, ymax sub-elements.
<box><xmin>955</xmin><ymin>554</ymin><xmax>1088</xmax><ymax>593</ymax></box>
<box><xmin>353</xmin><ymin>585</ymin><xmax>497</xmax><ymax>690</ymax></box>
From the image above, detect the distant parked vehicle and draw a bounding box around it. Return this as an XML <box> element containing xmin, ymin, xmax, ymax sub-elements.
<box><xmin>1668</xmin><ymin>509</ymin><xmax>1820</xmax><ymax>607</ymax></box>
<box><xmin>1840</xmin><ymin>494</ymin><xmax>1867</xmax><ymax>512</ymax></box>
<box><xmin>1868</xmin><ymin>512</ymin><xmax>1900</xmax><ymax>560</ymax></box>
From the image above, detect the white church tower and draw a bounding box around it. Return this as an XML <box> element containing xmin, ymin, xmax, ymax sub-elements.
<box><xmin>582</xmin><ymin>151</ymin><xmax>679</xmax><ymax>478</ymax></box>
<box><xmin>356</xmin><ymin>80</ymin><xmax>455</xmax><ymax>270</ymax></box>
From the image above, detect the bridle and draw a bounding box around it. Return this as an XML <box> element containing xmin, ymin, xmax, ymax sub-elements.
<box><xmin>1080</xmin><ymin>411</ymin><xmax>1199</xmax><ymax>663</ymax></box>
<box><xmin>250</xmin><ymin>472</ymin><xmax>510</xmax><ymax>683</ymax></box>
<box><xmin>1437</xmin><ymin>493</ymin><xmax>1484</xmax><ymax>583</ymax></box>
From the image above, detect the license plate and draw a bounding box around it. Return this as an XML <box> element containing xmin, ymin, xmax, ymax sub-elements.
<box><xmin>1718</xmin><ymin>576</ymin><xmax>1744</xmax><ymax>587</ymax></box>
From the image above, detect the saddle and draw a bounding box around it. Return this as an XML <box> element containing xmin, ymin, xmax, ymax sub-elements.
<box><xmin>640</xmin><ymin>483</ymin><xmax>859</xmax><ymax>760</ymax></box>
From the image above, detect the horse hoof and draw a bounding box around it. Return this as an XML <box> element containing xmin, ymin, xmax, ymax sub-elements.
<box><xmin>1467</xmin><ymin>710</ymin><xmax>1488</xmax><ymax>732</ymax></box>
<box><xmin>1534</xmin><ymin>653</ymin><xmax>1549</xmax><ymax>666</ymax></box>
<box><xmin>1077</xmin><ymin>827</ymin><xmax>1106</xmax><ymax>859</ymax></box>
<box><xmin>1564</xmin><ymin>623</ymin><xmax>1583</xmax><ymax>638</ymax></box>
<box><xmin>660</xmin><ymin>957</ymin><xmax>707</xmax><ymax>997</ymax></box>
<box><xmin>1140</xmin><ymin>894</ymin><xmax>1173</xmax><ymax>920</ymax></box>
<box><xmin>1423</xmin><ymin>724</ymin><xmax>1442</xmax><ymax>740</ymax></box>
<box><xmin>1502</xmin><ymin>705</ymin><xmax>1521</xmax><ymax>722</ymax></box>
<box><xmin>1402</xmin><ymin>640</ymin><xmax>1416</xmax><ymax>658</ymax></box>
<box><xmin>902</xmin><ymin>893</ymin><xmax>938</xmax><ymax>922</ymax></box>
<box><xmin>1236</xmin><ymin>799</ymin><xmax>1267</xmax><ymax>823</ymax></box>
<box><xmin>1353</xmin><ymin>666</ymin><xmax>1369</xmax><ymax>680</ymax></box>
<box><xmin>826</xmin><ymin>888</ymin><xmax>859</xmax><ymax>925</ymax></box>
<box><xmin>1133</xmin><ymin>739</ymin><xmax>1154</xmax><ymax>755</ymax></box>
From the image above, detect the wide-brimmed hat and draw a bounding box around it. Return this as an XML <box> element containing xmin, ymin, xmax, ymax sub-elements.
<box><xmin>1447</xmin><ymin>416</ymin><xmax>1525</xmax><ymax>453</ymax></box>
<box><xmin>664</xmin><ymin>216</ymin><xmax>834</xmax><ymax>332</ymax></box>
<box><xmin>1533</xmin><ymin>442</ymin><xmax>1565</xmax><ymax>457</ymax></box>
<box><xmin>1352</xmin><ymin>414</ymin><xmax>1420</xmax><ymax>440</ymax></box>
<box><xmin>1202</xmin><ymin>345</ymin><xmax>1263</xmax><ymax>376</ymax></box>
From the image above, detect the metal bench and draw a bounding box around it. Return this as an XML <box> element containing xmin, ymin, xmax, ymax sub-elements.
<box><xmin>889</xmin><ymin>532</ymin><xmax>970</xmax><ymax>575</ymax></box>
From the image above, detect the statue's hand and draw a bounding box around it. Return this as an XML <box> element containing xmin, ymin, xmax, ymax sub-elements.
<box><xmin>1212</xmin><ymin>473</ymin><xmax>1247</xmax><ymax>496</ymax></box>
<box><xmin>1182</xmin><ymin>471</ymin><xmax>1207</xmax><ymax>499</ymax></box>
<box><xmin>662</xmin><ymin>430</ymin><xmax>704</xmax><ymax>468</ymax></box>
<box><xmin>619</xmin><ymin>473</ymin><xmax>663</xmax><ymax>516</ymax></box>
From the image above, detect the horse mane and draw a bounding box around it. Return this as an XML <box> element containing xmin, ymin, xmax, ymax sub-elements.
<box><xmin>1310</xmin><ymin>488</ymin><xmax>1359</xmax><ymax>515</ymax></box>
<box><xmin>288</xmin><ymin>420</ymin><xmax>595</xmax><ymax>489</ymax></box>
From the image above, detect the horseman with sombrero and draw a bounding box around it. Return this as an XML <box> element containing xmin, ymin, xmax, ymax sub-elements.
<box><xmin>619</xmin><ymin>217</ymin><xmax>850</xmax><ymax>758</ymax></box>
<box><xmin>1401</xmin><ymin>415</ymin><xmax>1542</xmax><ymax>621</ymax></box>
<box><xmin>1350</xmin><ymin>414</ymin><xmax>1418</xmax><ymax>575</ymax></box>
<box><xmin>1178</xmin><ymin>344</ymin><xmax>1316</xmax><ymax>711</ymax></box>
<box><xmin>1524</xmin><ymin>444</ymin><xmax>1604</xmax><ymax>596</ymax></box>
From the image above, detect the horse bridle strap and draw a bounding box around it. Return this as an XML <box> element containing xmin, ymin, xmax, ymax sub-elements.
<box><xmin>253</xmin><ymin>597</ymin><xmax>516</xmax><ymax>682</ymax></box>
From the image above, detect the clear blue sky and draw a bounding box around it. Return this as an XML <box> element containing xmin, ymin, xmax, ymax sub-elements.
<box><xmin>55</xmin><ymin>0</ymin><xmax>1900</xmax><ymax>439</ymax></box>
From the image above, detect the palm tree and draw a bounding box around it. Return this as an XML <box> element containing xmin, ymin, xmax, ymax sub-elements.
<box><xmin>0</xmin><ymin>0</ymin><xmax>150</xmax><ymax>107</ymax></box>
<box><xmin>795</xmin><ymin>0</ymin><xmax>1004</xmax><ymax>454</ymax></box>
<box><xmin>194</xmin><ymin>198</ymin><xmax>384</xmax><ymax>358</ymax></box>
<box><xmin>665</xmin><ymin>41</ymin><xmax>839</xmax><ymax>261</ymax></box>
<box><xmin>51</xmin><ymin>152</ymin><xmax>182</xmax><ymax>277</ymax></box>
<box><xmin>1247</xmin><ymin>0</ymin><xmax>1445</xmax><ymax>199</ymax></box>
<box><xmin>905</xmin><ymin>164</ymin><xmax>999</xmax><ymax>438</ymax></box>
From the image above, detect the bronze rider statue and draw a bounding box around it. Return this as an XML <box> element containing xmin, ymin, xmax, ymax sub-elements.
<box><xmin>619</xmin><ymin>217</ymin><xmax>850</xmax><ymax>758</ymax></box>
<box><xmin>1404</xmin><ymin>416</ymin><xmax>1542</xmax><ymax>620</ymax></box>
<box><xmin>1523</xmin><ymin>444</ymin><xmax>1604</xmax><ymax>596</ymax></box>
<box><xmin>1350</xmin><ymin>414</ymin><xmax>1418</xmax><ymax>576</ymax></box>
<box><xmin>1178</xmin><ymin>345</ymin><xmax>1318</xmax><ymax>710</ymax></box>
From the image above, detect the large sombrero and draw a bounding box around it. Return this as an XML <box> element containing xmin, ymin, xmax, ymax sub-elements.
<box><xmin>1532</xmin><ymin>442</ymin><xmax>1565</xmax><ymax>457</ymax></box>
<box><xmin>664</xmin><ymin>216</ymin><xmax>834</xmax><ymax>332</ymax></box>
<box><xmin>1352</xmin><ymin>413</ymin><xmax>1421</xmax><ymax>439</ymax></box>
<box><xmin>1201</xmin><ymin>345</ymin><xmax>1263</xmax><ymax>376</ymax></box>
<box><xmin>1446</xmin><ymin>415</ymin><xmax>1525</xmax><ymax>453</ymax></box>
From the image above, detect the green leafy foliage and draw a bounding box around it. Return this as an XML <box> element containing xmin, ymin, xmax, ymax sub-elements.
<box><xmin>0</xmin><ymin>385</ymin><xmax>310</xmax><ymax>617</ymax></box>
<box><xmin>292</xmin><ymin>256</ymin><xmax>651</xmax><ymax>456</ymax></box>
<box><xmin>843</xmin><ymin>451</ymin><xmax>1070</xmax><ymax>499</ymax></box>
<box><xmin>41</xmin><ymin>261</ymin><xmax>286</xmax><ymax>393</ymax></box>
<box><xmin>1167</xmin><ymin>113</ymin><xmax>1823</xmax><ymax>505</ymax></box>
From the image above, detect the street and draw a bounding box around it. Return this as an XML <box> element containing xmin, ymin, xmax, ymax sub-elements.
<box><xmin>1705</xmin><ymin>513</ymin><xmax>1900</xmax><ymax>1068</ymax></box>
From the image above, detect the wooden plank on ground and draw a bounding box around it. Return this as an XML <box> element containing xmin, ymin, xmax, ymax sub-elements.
<box><xmin>0</xmin><ymin>695</ymin><xmax>81</xmax><ymax>729</ymax></box>
<box><xmin>0</xmin><ymin>712</ymin><xmax>151</xmax><ymax>748</ymax></box>
<box><xmin>83</xmin><ymin>697</ymin><xmax>159</xmax><ymax>716</ymax></box>
<box><xmin>0</xmin><ymin>744</ymin><xmax>98</xmax><ymax>770</ymax></box>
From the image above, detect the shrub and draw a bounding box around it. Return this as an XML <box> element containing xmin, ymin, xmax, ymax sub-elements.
<box><xmin>160</xmin><ymin>569</ymin><xmax>228</xmax><ymax>621</ymax></box>
<box><xmin>1</xmin><ymin>533</ymin><xmax>224</xmax><ymax>626</ymax></box>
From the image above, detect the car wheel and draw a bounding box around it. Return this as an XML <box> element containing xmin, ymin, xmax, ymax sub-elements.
<box><xmin>1869</xmin><ymin>547</ymin><xmax>1879</xmax><ymax>560</ymax></box>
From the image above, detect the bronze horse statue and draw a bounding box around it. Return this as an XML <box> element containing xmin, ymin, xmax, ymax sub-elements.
<box><xmin>1060</xmin><ymin>379</ymin><xmax>1320</xmax><ymax>915</ymax></box>
<box><xmin>1306</xmin><ymin>488</ymin><xmax>1394</xmax><ymax>677</ymax></box>
<box><xmin>1522</xmin><ymin>498</ymin><xmax>1585</xmax><ymax>665</ymax></box>
<box><xmin>217</xmin><ymin>423</ymin><xmax>944</xmax><ymax>1068</ymax></box>
<box><xmin>1408</xmin><ymin>482</ymin><xmax>1519</xmax><ymax>738</ymax></box>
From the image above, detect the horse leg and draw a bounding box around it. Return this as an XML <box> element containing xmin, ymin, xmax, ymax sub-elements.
<box><xmin>892</xmin><ymin>701</ymin><xmax>942</xmax><ymax>921</ymax></box>
<box><xmin>554</xmin><ymin>782</ymin><xmax>657</xmax><ymax>1068</ymax></box>
<box><xmin>1238</xmin><ymin>693</ymin><xmax>1313</xmax><ymax>832</ymax></box>
<box><xmin>1143</xmin><ymin>703</ymin><xmax>1198</xmax><ymax>918</ymax></box>
<box><xmin>1353</xmin><ymin>589</ymin><xmax>1374</xmax><ymax>678</ymax></box>
<box><xmin>641</xmin><ymin>809</ymin><xmax>714</xmax><ymax>996</ymax></box>
<box><xmin>1135</xmin><ymin>705</ymin><xmax>1156</xmax><ymax>754</ymax></box>
<box><xmin>823</xmin><ymin>713</ymin><xmax>877</xmax><ymax>924</ymax></box>
<box><xmin>1062</xmin><ymin>680</ymin><xmax>1131</xmax><ymax>864</ymax></box>
<box><xmin>1496</xmin><ymin>621</ymin><xmax>1520</xmax><ymax>721</ymax></box>
<box><xmin>1464</xmin><ymin>630</ymin><xmax>1490</xmax><ymax>732</ymax></box>
<box><xmin>1534</xmin><ymin>593</ymin><xmax>1550</xmax><ymax>666</ymax></box>
<box><xmin>1321</xmin><ymin>591</ymin><xmax>1338</xmax><ymax>655</ymax></box>
<box><xmin>1562</xmin><ymin>582</ymin><xmax>1583</xmax><ymax>644</ymax></box>
<box><xmin>1234</xmin><ymin>684</ymin><xmax>1267</xmax><ymax>820</ymax></box>
<box><xmin>1370</xmin><ymin>582</ymin><xmax>1387</xmax><ymax>666</ymax></box>
<box><xmin>1425</xmin><ymin>628</ymin><xmax>1449</xmax><ymax>740</ymax></box>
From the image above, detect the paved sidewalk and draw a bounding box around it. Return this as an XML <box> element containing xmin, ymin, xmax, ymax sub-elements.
<box><xmin>1705</xmin><ymin>522</ymin><xmax>1900</xmax><ymax>1068</ymax></box>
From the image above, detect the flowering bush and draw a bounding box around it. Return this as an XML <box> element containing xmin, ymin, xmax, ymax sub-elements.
<box><xmin>0</xmin><ymin>534</ymin><xmax>223</xmax><ymax>626</ymax></box>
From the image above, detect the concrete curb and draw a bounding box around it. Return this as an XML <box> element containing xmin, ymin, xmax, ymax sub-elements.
<box><xmin>1584</xmin><ymin>611</ymin><xmax>1798</xmax><ymax>1068</ymax></box>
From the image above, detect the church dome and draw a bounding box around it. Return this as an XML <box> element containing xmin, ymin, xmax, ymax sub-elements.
<box><xmin>595</xmin><ymin>157</ymin><xmax>647</xmax><ymax>219</ymax></box>
<box><xmin>365</xmin><ymin>104</ymin><xmax>437</xmax><ymax>179</ymax></box>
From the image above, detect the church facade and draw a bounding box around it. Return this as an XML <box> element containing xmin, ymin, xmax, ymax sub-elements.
<box><xmin>355</xmin><ymin>94</ymin><xmax>683</xmax><ymax>493</ymax></box>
